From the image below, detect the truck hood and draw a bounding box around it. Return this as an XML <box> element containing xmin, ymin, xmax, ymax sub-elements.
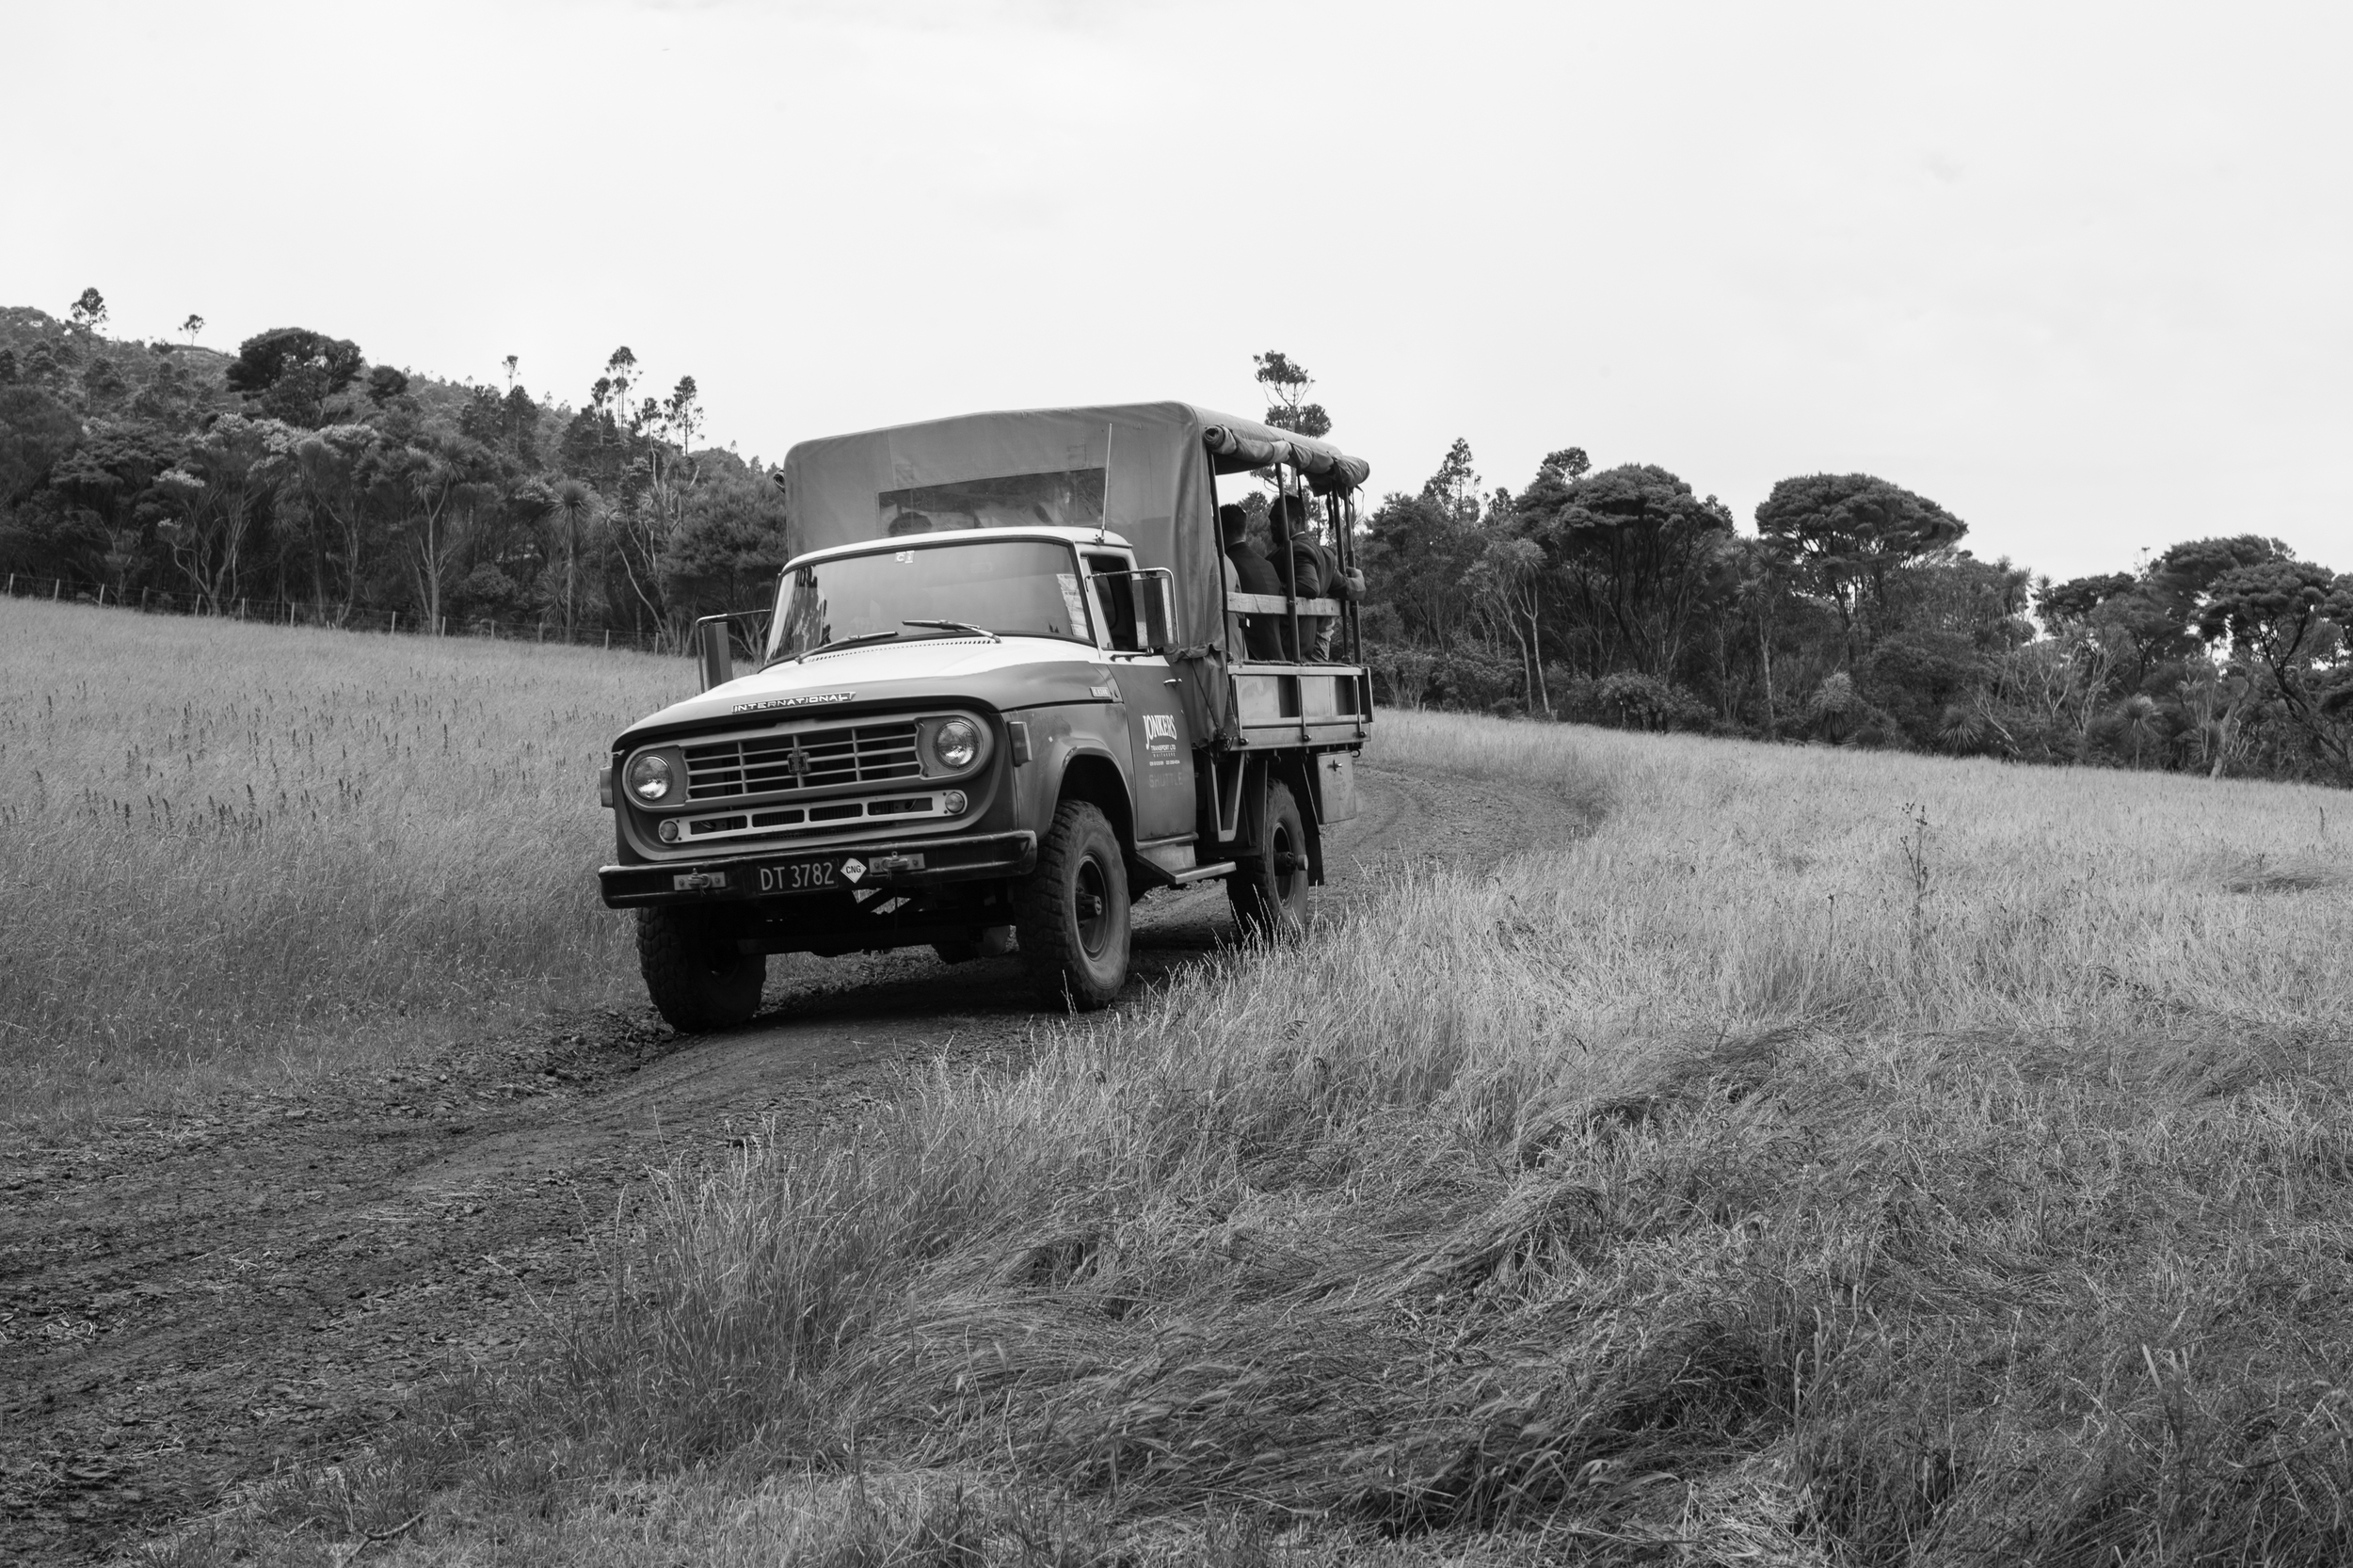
<box><xmin>616</xmin><ymin>634</ymin><xmax>1117</xmax><ymax>744</ymax></box>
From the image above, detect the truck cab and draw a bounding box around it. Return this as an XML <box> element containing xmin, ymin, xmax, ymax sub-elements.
<box><xmin>597</xmin><ymin>401</ymin><xmax>1372</xmax><ymax>1029</ymax></box>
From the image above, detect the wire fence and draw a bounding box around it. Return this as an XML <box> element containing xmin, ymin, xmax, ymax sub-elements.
<box><xmin>0</xmin><ymin>571</ymin><xmax>690</xmax><ymax>656</ymax></box>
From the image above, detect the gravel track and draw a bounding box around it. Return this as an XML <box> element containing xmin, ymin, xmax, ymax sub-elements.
<box><xmin>0</xmin><ymin>764</ymin><xmax>1587</xmax><ymax>1562</ymax></box>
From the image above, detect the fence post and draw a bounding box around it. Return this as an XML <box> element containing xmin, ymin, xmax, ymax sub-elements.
<box><xmin>391</xmin><ymin>612</ymin><xmax>398</xmax><ymax>634</ymax></box>
<box><xmin>54</xmin><ymin>579</ymin><xmax>61</xmax><ymax>601</ymax></box>
<box><xmin>604</xmin><ymin>630</ymin><xmax>612</xmax><ymax>649</ymax></box>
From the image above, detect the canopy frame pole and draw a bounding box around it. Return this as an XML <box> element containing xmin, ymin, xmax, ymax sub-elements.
<box><xmin>1321</xmin><ymin>488</ymin><xmax>1341</xmax><ymax>666</ymax></box>
<box><xmin>1355</xmin><ymin>494</ymin><xmax>1374</xmax><ymax>673</ymax></box>
<box><xmin>1327</xmin><ymin>488</ymin><xmax>1362</xmax><ymax>673</ymax></box>
<box><xmin>1281</xmin><ymin>458</ymin><xmax>1302</xmax><ymax>667</ymax></box>
<box><xmin>1207</xmin><ymin>449</ymin><xmax>1227</xmax><ymax>665</ymax></box>
<box><xmin>1351</xmin><ymin>494</ymin><xmax>1364</xmax><ymax>671</ymax></box>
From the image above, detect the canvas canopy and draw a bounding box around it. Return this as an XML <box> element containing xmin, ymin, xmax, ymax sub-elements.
<box><xmin>779</xmin><ymin>402</ymin><xmax>1369</xmax><ymax>663</ymax></box>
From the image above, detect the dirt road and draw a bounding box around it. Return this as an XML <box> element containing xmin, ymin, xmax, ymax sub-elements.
<box><xmin>0</xmin><ymin>765</ymin><xmax>1584</xmax><ymax>1562</ymax></box>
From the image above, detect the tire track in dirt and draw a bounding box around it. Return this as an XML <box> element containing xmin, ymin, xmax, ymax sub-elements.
<box><xmin>0</xmin><ymin>765</ymin><xmax>1590</xmax><ymax>1563</ymax></box>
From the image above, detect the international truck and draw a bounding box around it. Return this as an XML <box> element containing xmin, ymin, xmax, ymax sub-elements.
<box><xmin>596</xmin><ymin>401</ymin><xmax>1374</xmax><ymax>1028</ymax></box>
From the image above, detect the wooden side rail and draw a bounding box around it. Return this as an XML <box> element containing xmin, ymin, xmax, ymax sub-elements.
<box><xmin>1227</xmin><ymin>593</ymin><xmax>1340</xmax><ymax>617</ymax></box>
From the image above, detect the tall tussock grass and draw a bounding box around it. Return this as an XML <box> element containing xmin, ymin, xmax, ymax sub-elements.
<box><xmin>0</xmin><ymin>599</ymin><xmax>680</xmax><ymax>1122</ymax></box>
<box><xmin>536</xmin><ymin>715</ymin><xmax>2353</xmax><ymax>1560</ymax></box>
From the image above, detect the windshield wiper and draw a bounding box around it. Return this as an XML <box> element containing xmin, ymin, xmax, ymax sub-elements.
<box><xmin>904</xmin><ymin>619</ymin><xmax>1002</xmax><ymax>643</ymax></box>
<box><xmin>792</xmin><ymin>629</ymin><xmax>903</xmax><ymax>663</ymax></box>
<box><xmin>775</xmin><ymin>619</ymin><xmax>1001</xmax><ymax>668</ymax></box>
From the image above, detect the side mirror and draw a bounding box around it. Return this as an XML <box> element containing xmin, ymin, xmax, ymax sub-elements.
<box><xmin>696</xmin><ymin>615</ymin><xmax>735</xmax><ymax>692</ymax></box>
<box><xmin>1139</xmin><ymin>570</ymin><xmax>1175</xmax><ymax>652</ymax></box>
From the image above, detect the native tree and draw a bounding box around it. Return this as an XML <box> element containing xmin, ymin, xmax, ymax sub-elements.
<box><xmin>1754</xmin><ymin>472</ymin><xmax>1967</xmax><ymax>657</ymax></box>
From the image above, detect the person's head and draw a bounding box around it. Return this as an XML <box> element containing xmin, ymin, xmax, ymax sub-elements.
<box><xmin>1269</xmin><ymin>491</ymin><xmax>1306</xmax><ymax>543</ymax></box>
<box><xmin>1218</xmin><ymin>503</ymin><xmax>1249</xmax><ymax>546</ymax></box>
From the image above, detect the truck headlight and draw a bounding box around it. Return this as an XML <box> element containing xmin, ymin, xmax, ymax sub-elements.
<box><xmin>627</xmin><ymin>752</ymin><xmax>677</xmax><ymax>803</ymax></box>
<box><xmin>934</xmin><ymin>718</ymin><xmax>980</xmax><ymax>770</ymax></box>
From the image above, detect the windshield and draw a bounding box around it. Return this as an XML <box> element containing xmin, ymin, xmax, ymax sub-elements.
<box><xmin>763</xmin><ymin>538</ymin><xmax>1094</xmax><ymax>664</ymax></box>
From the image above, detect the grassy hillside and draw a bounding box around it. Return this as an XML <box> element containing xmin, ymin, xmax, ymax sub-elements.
<box><xmin>203</xmin><ymin>711</ymin><xmax>2350</xmax><ymax>1563</ymax></box>
<box><xmin>20</xmin><ymin>600</ymin><xmax>2353</xmax><ymax>1560</ymax></box>
<box><xmin>0</xmin><ymin>598</ymin><xmax>683</xmax><ymax>1127</ymax></box>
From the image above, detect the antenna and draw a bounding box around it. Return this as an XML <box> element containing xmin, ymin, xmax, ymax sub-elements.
<box><xmin>1097</xmin><ymin>423</ymin><xmax>1112</xmax><ymax>544</ymax></box>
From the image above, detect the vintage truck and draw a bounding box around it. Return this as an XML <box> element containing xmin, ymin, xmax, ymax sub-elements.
<box><xmin>596</xmin><ymin>401</ymin><xmax>1375</xmax><ymax>1029</ymax></box>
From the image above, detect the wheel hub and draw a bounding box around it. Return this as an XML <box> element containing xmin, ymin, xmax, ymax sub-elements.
<box><xmin>1272</xmin><ymin>821</ymin><xmax>1304</xmax><ymax>888</ymax></box>
<box><xmin>1075</xmin><ymin>857</ymin><xmax>1111</xmax><ymax>956</ymax></box>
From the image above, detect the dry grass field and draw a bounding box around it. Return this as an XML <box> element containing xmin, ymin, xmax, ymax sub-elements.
<box><xmin>0</xmin><ymin>597</ymin><xmax>680</xmax><ymax>1130</ymax></box>
<box><xmin>16</xmin><ymin>600</ymin><xmax>2353</xmax><ymax>1562</ymax></box>
<box><xmin>231</xmin><ymin>712</ymin><xmax>2349</xmax><ymax>1564</ymax></box>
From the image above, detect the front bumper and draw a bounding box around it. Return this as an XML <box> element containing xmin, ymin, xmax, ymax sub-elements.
<box><xmin>598</xmin><ymin>829</ymin><xmax>1038</xmax><ymax>909</ymax></box>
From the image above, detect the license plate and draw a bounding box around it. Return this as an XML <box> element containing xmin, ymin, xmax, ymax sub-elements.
<box><xmin>756</xmin><ymin>857</ymin><xmax>858</xmax><ymax>894</ymax></box>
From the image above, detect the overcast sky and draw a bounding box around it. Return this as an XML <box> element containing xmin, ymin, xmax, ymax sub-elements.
<box><xmin>6</xmin><ymin>0</ymin><xmax>2347</xmax><ymax>582</ymax></box>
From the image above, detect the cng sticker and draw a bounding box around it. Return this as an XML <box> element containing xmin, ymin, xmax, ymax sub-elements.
<box><xmin>840</xmin><ymin>857</ymin><xmax>867</xmax><ymax>884</ymax></box>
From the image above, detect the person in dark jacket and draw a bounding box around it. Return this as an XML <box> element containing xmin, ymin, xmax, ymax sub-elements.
<box><xmin>1267</xmin><ymin>494</ymin><xmax>1320</xmax><ymax>659</ymax></box>
<box><xmin>1269</xmin><ymin>493</ymin><xmax>1363</xmax><ymax>659</ymax></box>
<box><xmin>1220</xmin><ymin>504</ymin><xmax>1286</xmax><ymax>661</ymax></box>
<box><xmin>1270</xmin><ymin>494</ymin><xmax>1322</xmax><ymax>594</ymax></box>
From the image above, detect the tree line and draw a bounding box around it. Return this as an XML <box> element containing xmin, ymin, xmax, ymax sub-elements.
<box><xmin>1353</xmin><ymin>440</ymin><xmax>2353</xmax><ymax>783</ymax></box>
<box><xmin>0</xmin><ymin>295</ymin><xmax>784</xmax><ymax>648</ymax></box>
<box><xmin>1247</xmin><ymin>360</ymin><xmax>2350</xmax><ymax>786</ymax></box>
<box><xmin>6</xmin><ymin>301</ymin><xmax>2348</xmax><ymax>785</ymax></box>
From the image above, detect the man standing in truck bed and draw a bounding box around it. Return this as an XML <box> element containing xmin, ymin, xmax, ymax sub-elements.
<box><xmin>1270</xmin><ymin>493</ymin><xmax>1363</xmax><ymax>661</ymax></box>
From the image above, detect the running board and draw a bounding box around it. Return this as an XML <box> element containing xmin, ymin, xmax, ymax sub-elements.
<box><xmin>1168</xmin><ymin>860</ymin><xmax>1237</xmax><ymax>885</ymax></box>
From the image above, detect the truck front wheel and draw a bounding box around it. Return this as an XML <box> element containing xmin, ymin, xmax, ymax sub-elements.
<box><xmin>635</xmin><ymin>906</ymin><xmax>766</xmax><ymax>1032</ymax></box>
<box><xmin>1228</xmin><ymin>778</ymin><xmax>1309</xmax><ymax>940</ymax></box>
<box><xmin>1016</xmin><ymin>801</ymin><xmax>1131</xmax><ymax>1009</ymax></box>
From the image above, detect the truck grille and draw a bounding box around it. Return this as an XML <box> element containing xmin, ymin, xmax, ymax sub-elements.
<box><xmin>679</xmin><ymin>790</ymin><xmax>958</xmax><ymax>846</ymax></box>
<box><xmin>683</xmin><ymin>720</ymin><xmax>922</xmax><ymax>803</ymax></box>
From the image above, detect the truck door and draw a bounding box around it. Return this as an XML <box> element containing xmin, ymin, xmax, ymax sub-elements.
<box><xmin>1085</xmin><ymin>552</ymin><xmax>1194</xmax><ymax>842</ymax></box>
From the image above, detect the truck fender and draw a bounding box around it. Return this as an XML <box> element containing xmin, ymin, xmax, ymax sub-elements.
<box><xmin>1039</xmin><ymin>740</ymin><xmax>1136</xmax><ymax>855</ymax></box>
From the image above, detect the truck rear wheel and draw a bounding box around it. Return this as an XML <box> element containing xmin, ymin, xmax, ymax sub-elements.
<box><xmin>635</xmin><ymin>906</ymin><xmax>765</xmax><ymax>1032</ymax></box>
<box><xmin>1228</xmin><ymin>778</ymin><xmax>1309</xmax><ymax>940</ymax></box>
<box><xmin>1016</xmin><ymin>801</ymin><xmax>1130</xmax><ymax>1009</ymax></box>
